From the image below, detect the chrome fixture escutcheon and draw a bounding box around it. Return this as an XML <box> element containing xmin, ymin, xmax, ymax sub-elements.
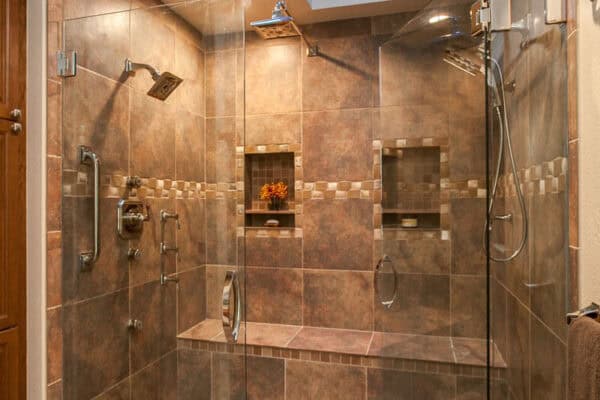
<box><xmin>117</xmin><ymin>199</ymin><xmax>150</xmax><ymax>239</ymax></box>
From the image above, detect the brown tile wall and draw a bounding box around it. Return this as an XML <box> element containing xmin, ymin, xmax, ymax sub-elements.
<box><xmin>46</xmin><ymin>0</ymin><xmax>211</xmax><ymax>398</ymax></box>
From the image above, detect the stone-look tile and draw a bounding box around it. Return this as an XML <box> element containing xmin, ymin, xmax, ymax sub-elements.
<box><xmin>530</xmin><ymin>194</ymin><xmax>567</xmax><ymax>341</ymax></box>
<box><xmin>47</xmin><ymin>380</ymin><xmax>63</xmax><ymax>400</ymax></box>
<box><xmin>94</xmin><ymin>379</ymin><xmax>130</xmax><ymax>400</ymax></box>
<box><xmin>246</xmin><ymin>40</ymin><xmax>300</xmax><ymax>115</ymax></box>
<box><xmin>383</xmin><ymin>239</ymin><xmax>450</xmax><ymax>274</ymax></box>
<box><xmin>451</xmin><ymin>275</ymin><xmax>486</xmax><ymax>338</ymax></box>
<box><xmin>47</xmin><ymin>21</ymin><xmax>61</xmax><ymax>79</ymax></box>
<box><xmin>245</xmin><ymin>322</ymin><xmax>300</xmax><ymax>347</ymax></box>
<box><xmin>206</xmin><ymin>117</ymin><xmax>236</xmax><ymax>183</ymax></box>
<box><xmin>47</xmin><ymin>231</ymin><xmax>62</xmax><ymax>308</ymax></box>
<box><xmin>412</xmin><ymin>373</ymin><xmax>457</xmax><ymax>399</ymax></box>
<box><xmin>131</xmin><ymin>198</ymin><xmax>176</xmax><ymax>286</ymax></box>
<box><xmin>173</xmin><ymin>38</ymin><xmax>205</xmax><ymax>116</ymax></box>
<box><xmin>368</xmin><ymin>332</ymin><xmax>454</xmax><ymax>363</ymax></box>
<box><xmin>449</xmin><ymin>117</ymin><xmax>486</xmax><ymax>181</ymax></box>
<box><xmin>288</xmin><ymin>326</ymin><xmax>372</xmax><ymax>355</ymax></box>
<box><xmin>246</xmin><ymin>267</ymin><xmax>302</xmax><ymax>325</ymax></box>
<box><xmin>177</xmin><ymin>198</ymin><xmax>206</xmax><ymax>272</ymax></box>
<box><xmin>303</xmin><ymin>199</ymin><xmax>373</xmax><ymax>270</ymax></box>
<box><xmin>367</xmin><ymin>368</ymin><xmax>412</xmax><ymax>399</ymax></box>
<box><xmin>247</xmin><ymin>356</ymin><xmax>285</xmax><ymax>400</ymax></box>
<box><xmin>176</xmin><ymin>114</ymin><xmax>205</xmax><ymax>182</ymax></box>
<box><xmin>205</xmin><ymin>266</ymin><xmax>228</xmax><ymax>319</ymax></box>
<box><xmin>130</xmin><ymin>92</ymin><xmax>177</xmax><ymax>179</ymax></box>
<box><xmin>63</xmin><ymin>68</ymin><xmax>129</xmax><ymax>175</ymax></box>
<box><xmin>506</xmin><ymin>293</ymin><xmax>530</xmax><ymax>400</ymax></box>
<box><xmin>378</xmin><ymin>45</ymin><xmax>449</xmax><ymax>109</ymax></box>
<box><xmin>569</xmin><ymin>140</ymin><xmax>578</xmax><ymax>247</ymax></box>
<box><xmin>178</xmin><ymin>319</ymin><xmax>223</xmax><ymax>341</ymax></box>
<box><xmin>304</xmin><ymin>270</ymin><xmax>373</xmax><ymax>330</ymax></box>
<box><xmin>177</xmin><ymin>349</ymin><xmax>211</xmax><ymax>400</ymax></box>
<box><xmin>244</xmin><ymin>236</ymin><xmax>301</xmax><ymax>268</ymax></box>
<box><xmin>531</xmin><ymin>317</ymin><xmax>566</xmax><ymax>400</ymax></box>
<box><xmin>64</xmin><ymin>11</ymin><xmax>130</xmax><ymax>82</ymax></box>
<box><xmin>490</xmin><ymin>278</ymin><xmax>508</xmax><ymax>359</ymax></box>
<box><xmin>303</xmin><ymin>109</ymin><xmax>373</xmax><ymax>181</ymax></box>
<box><xmin>129</xmin><ymin>7</ymin><xmax>177</xmax><ymax>94</ymax></box>
<box><xmin>62</xmin><ymin>0</ymin><xmax>129</xmax><ymax>20</ymax></box>
<box><xmin>48</xmin><ymin>0</ymin><xmax>63</xmax><ymax>23</ymax></box>
<box><xmin>131</xmin><ymin>352</ymin><xmax>177</xmax><ymax>400</ymax></box>
<box><xmin>245</xmin><ymin>114</ymin><xmax>301</xmax><ymax>146</ymax></box>
<box><xmin>374</xmin><ymin>273</ymin><xmax>450</xmax><ymax>335</ymax></box>
<box><xmin>212</xmin><ymin>353</ymin><xmax>246</xmax><ymax>400</ymax></box>
<box><xmin>452</xmin><ymin>337</ymin><xmax>498</xmax><ymax>367</ymax></box>
<box><xmin>47</xmin><ymin>156</ymin><xmax>61</xmax><ymax>231</ymax></box>
<box><xmin>451</xmin><ymin>197</ymin><xmax>486</xmax><ymax>275</ymax></box>
<box><xmin>131</xmin><ymin>280</ymin><xmax>177</xmax><ymax>373</ymax></box>
<box><xmin>302</xmin><ymin>23</ymin><xmax>376</xmax><ymax>111</ymax></box>
<box><xmin>47</xmin><ymin>80</ymin><xmax>62</xmax><ymax>156</ymax></box>
<box><xmin>286</xmin><ymin>360</ymin><xmax>366</xmax><ymax>400</ymax></box>
<box><xmin>177</xmin><ymin>267</ymin><xmax>206</xmax><ymax>334</ymax></box>
<box><xmin>62</xmin><ymin>198</ymin><xmax>128</xmax><ymax>302</ymax></box>
<box><xmin>375</xmin><ymin>104</ymin><xmax>449</xmax><ymax>140</ymax></box>
<box><xmin>47</xmin><ymin>307</ymin><xmax>63</xmax><ymax>384</ymax></box>
<box><xmin>206</xmin><ymin>50</ymin><xmax>237</xmax><ymax>117</ymax></box>
<box><xmin>62</xmin><ymin>290</ymin><xmax>129</xmax><ymax>400</ymax></box>
<box><xmin>202</xmin><ymin>0</ymin><xmax>244</xmax><ymax>51</ymax></box>
<box><xmin>456</xmin><ymin>377</ymin><xmax>486</xmax><ymax>400</ymax></box>
<box><xmin>206</xmin><ymin>196</ymin><xmax>237</xmax><ymax>266</ymax></box>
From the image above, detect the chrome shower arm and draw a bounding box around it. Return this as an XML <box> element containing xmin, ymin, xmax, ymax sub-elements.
<box><xmin>124</xmin><ymin>59</ymin><xmax>161</xmax><ymax>81</ymax></box>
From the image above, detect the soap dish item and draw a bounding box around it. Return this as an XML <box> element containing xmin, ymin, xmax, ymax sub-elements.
<box><xmin>401</xmin><ymin>218</ymin><xmax>418</xmax><ymax>228</ymax></box>
<box><xmin>264</xmin><ymin>219</ymin><xmax>280</xmax><ymax>227</ymax></box>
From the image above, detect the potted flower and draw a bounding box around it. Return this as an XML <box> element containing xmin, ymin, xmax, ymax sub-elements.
<box><xmin>260</xmin><ymin>182</ymin><xmax>288</xmax><ymax>211</ymax></box>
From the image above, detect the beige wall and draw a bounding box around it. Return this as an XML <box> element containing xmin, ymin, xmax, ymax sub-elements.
<box><xmin>577</xmin><ymin>0</ymin><xmax>600</xmax><ymax>307</ymax></box>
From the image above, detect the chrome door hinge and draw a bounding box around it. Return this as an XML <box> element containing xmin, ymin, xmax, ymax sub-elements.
<box><xmin>57</xmin><ymin>50</ymin><xmax>77</xmax><ymax>78</ymax></box>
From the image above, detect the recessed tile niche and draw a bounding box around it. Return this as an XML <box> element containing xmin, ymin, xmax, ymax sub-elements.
<box><xmin>382</xmin><ymin>146</ymin><xmax>441</xmax><ymax>230</ymax></box>
<box><xmin>244</xmin><ymin>152</ymin><xmax>295</xmax><ymax>228</ymax></box>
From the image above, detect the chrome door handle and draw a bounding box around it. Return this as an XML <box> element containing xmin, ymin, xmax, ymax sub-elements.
<box><xmin>79</xmin><ymin>146</ymin><xmax>101</xmax><ymax>271</ymax></box>
<box><xmin>222</xmin><ymin>270</ymin><xmax>242</xmax><ymax>343</ymax></box>
<box><xmin>375</xmin><ymin>255</ymin><xmax>398</xmax><ymax>309</ymax></box>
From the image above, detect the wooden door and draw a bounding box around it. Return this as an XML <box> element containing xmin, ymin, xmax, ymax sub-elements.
<box><xmin>0</xmin><ymin>327</ymin><xmax>19</xmax><ymax>400</ymax></box>
<box><xmin>0</xmin><ymin>0</ymin><xmax>26</xmax><ymax>398</ymax></box>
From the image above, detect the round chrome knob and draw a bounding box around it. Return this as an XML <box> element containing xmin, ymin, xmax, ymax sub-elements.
<box><xmin>10</xmin><ymin>123</ymin><xmax>22</xmax><ymax>135</ymax></box>
<box><xmin>128</xmin><ymin>248</ymin><xmax>142</xmax><ymax>260</ymax></box>
<box><xmin>9</xmin><ymin>108</ymin><xmax>22</xmax><ymax>121</ymax></box>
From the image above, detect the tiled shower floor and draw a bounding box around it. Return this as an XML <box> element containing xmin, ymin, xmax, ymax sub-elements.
<box><xmin>178</xmin><ymin>319</ymin><xmax>506</xmax><ymax>369</ymax></box>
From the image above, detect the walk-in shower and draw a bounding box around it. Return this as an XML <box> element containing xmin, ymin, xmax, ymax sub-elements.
<box><xmin>124</xmin><ymin>58</ymin><xmax>183</xmax><ymax>101</ymax></box>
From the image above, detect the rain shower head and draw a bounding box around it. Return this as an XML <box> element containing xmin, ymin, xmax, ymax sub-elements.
<box><xmin>250</xmin><ymin>1</ymin><xmax>318</xmax><ymax>56</ymax></box>
<box><xmin>124</xmin><ymin>59</ymin><xmax>183</xmax><ymax>101</ymax></box>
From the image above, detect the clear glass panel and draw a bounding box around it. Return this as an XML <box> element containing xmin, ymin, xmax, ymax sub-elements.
<box><xmin>487</xmin><ymin>1</ymin><xmax>569</xmax><ymax>399</ymax></box>
<box><xmin>59</xmin><ymin>0</ymin><xmax>246</xmax><ymax>398</ymax></box>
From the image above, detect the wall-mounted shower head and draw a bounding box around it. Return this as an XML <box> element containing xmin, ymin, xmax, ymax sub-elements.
<box><xmin>250</xmin><ymin>1</ymin><xmax>318</xmax><ymax>56</ymax></box>
<box><xmin>124</xmin><ymin>59</ymin><xmax>183</xmax><ymax>101</ymax></box>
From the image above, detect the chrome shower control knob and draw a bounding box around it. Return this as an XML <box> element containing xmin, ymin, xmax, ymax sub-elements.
<box><xmin>127</xmin><ymin>319</ymin><xmax>143</xmax><ymax>331</ymax></box>
<box><xmin>9</xmin><ymin>108</ymin><xmax>22</xmax><ymax>121</ymax></box>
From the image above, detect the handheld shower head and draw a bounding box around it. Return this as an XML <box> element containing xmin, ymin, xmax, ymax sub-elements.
<box><xmin>124</xmin><ymin>59</ymin><xmax>183</xmax><ymax>101</ymax></box>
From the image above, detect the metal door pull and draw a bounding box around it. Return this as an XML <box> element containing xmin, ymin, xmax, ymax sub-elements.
<box><xmin>79</xmin><ymin>146</ymin><xmax>100</xmax><ymax>271</ymax></box>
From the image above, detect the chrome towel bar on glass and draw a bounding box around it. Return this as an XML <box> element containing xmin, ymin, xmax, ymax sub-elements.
<box><xmin>567</xmin><ymin>302</ymin><xmax>600</xmax><ymax>325</ymax></box>
<box><xmin>79</xmin><ymin>145</ymin><xmax>101</xmax><ymax>271</ymax></box>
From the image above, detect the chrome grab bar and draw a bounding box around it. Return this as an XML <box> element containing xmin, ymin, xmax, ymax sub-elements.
<box><xmin>79</xmin><ymin>146</ymin><xmax>101</xmax><ymax>271</ymax></box>
<box><xmin>222</xmin><ymin>270</ymin><xmax>242</xmax><ymax>342</ymax></box>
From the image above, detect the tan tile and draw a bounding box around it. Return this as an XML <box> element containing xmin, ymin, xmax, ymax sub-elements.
<box><xmin>245</xmin><ymin>114</ymin><xmax>301</xmax><ymax>146</ymax></box>
<box><xmin>205</xmin><ymin>266</ymin><xmax>228</xmax><ymax>319</ymax></box>
<box><xmin>47</xmin><ymin>157</ymin><xmax>61</xmax><ymax>231</ymax></box>
<box><xmin>530</xmin><ymin>316</ymin><xmax>566</xmax><ymax>400</ymax></box>
<box><xmin>177</xmin><ymin>267</ymin><xmax>206</xmax><ymax>333</ymax></box>
<box><xmin>63</xmin><ymin>68</ymin><xmax>130</xmax><ymax>175</ymax></box>
<box><xmin>131</xmin><ymin>353</ymin><xmax>177</xmax><ymax>400</ymax></box>
<box><xmin>374</xmin><ymin>105</ymin><xmax>448</xmax><ymax>140</ymax></box>
<box><xmin>47</xmin><ymin>231</ymin><xmax>62</xmax><ymax>308</ymax></box>
<box><xmin>176</xmin><ymin>114</ymin><xmax>205</xmax><ymax>182</ymax></box>
<box><xmin>246</xmin><ymin>267</ymin><xmax>302</xmax><ymax>325</ymax></box>
<box><xmin>303</xmin><ymin>109</ymin><xmax>373</xmax><ymax>181</ymax></box>
<box><xmin>286</xmin><ymin>360</ymin><xmax>365</xmax><ymax>400</ymax></box>
<box><xmin>288</xmin><ymin>326</ymin><xmax>372</xmax><ymax>355</ymax></box>
<box><xmin>245</xmin><ymin>322</ymin><xmax>301</xmax><ymax>347</ymax></box>
<box><xmin>176</xmin><ymin>198</ymin><xmax>206</xmax><ymax>272</ymax></box>
<box><xmin>212</xmin><ymin>353</ymin><xmax>246</xmax><ymax>399</ymax></box>
<box><xmin>568</xmin><ymin>140</ymin><xmax>578</xmax><ymax>246</ymax></box>
<box><xmin>449</xmin><ymin>117</ymin><xmax>486</xmax><ymax>181</ymax></box>
<box><xmin>206</xmin><ymin>117</ymin><xmax>236</xmax><ymax>183</ymax></box>
<box><xmin>47</xmin><ymin>380</ymin><xmax>63</xmax><ymax>400</ymax></box>
<box><xmin>451</xmin><ymin>275</ymin><xmax>486</xmax><ymax>338</ymax></box>
<box><xmin>173</xmin><ymin>38</ymin><xmax>205</xmax><ymax>116</ymax></box>
<box><xmin>95</xmin><ymin>379</ymin><xmax>130</xmax><ymax>400</ymax></box>
<box><xmin>63</xmin><ymin>0</ymin><xmax>130</xmax><ymax>20</ymax></box>
<box><xmin>177</xmin><ymin>349</ymin><xmax>211</xmax><ymax>399</ymax></box>
<box><xmin>130</xmin><ymin>280</ymin><xmax>177</xmax><ymax>372</ymax></box>
<box><xmin>506</xmin><ymin>293</ymin><xmax>530</xmax><ymax>400</ymax></box>
<box><xmin>247</xmin><ymin>356</ymin><xmax>285</xmax><ymax>400</ymax></box>
<box><xmin>450</xmin><ymin>198</ymin><xmax>486</xmax><ymax>275</ymax></box>
<box><xmin>178</xmin><ymin>319</ymin><xmax>223</xmax><ymax>340</ymax></box>
<box><xmin>368</xmin><ymin>332</ymin><xmax>453</xmax><ymax>363</ymax></box>
<box><xmin>47</xmin><ymin>307</ymin><xmax>63</xmax><ymax>383</ymax></box>
<box><xmin>304</xmin><ymin>270</ymin><xmax>373</xmax><ymax>330</ymax></box>
<box><xmin>63</xmin><ymin>290</ymin><xmax>129</xmax><ymax>399</ymax></box>
<box><xmin>303</xmin><ymin>199</ymin><xmax>373</xmax><ymax>270</ymax></box>
<box><xmin>383</xmin><ymin>239</ymin><xmax>450</xmax><ymax>274</ymax></box>
<box><xmin>206</xmin><ymin>50</ymin><xmax>237</xmax><ymax>117</ymax></box>
<box><xmin>244</xmin><ymin>236</ymin><xmax>301</xmax><ymax>268</ymax></box>
<box><xmin>47</xmin><ymin>81</ymin><xmax>62</xmax><ymax>157</ymax></box>
<box><xmin>206</xmin><ymin>196</ymin><xmax>237</xmax><ymax>265</ymax></box>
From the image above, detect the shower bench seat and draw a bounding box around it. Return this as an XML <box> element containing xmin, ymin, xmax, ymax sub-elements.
<box><xmin>178</xmin><ymin>319</ymin><xmax>506</xmax><ymax>376</ymax></box>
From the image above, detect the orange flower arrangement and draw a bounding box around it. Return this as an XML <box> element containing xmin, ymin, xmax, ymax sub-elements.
<box><xmin>260</xmin><ymin>182</ymin><xmax>288</xmax><ymax>201</ymax></box>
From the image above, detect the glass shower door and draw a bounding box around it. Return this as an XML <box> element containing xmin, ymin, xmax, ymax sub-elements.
<box><xmin>57</xmin><ymin>1</ymin><xmax>246</xmax><ymax>399</ymax></box>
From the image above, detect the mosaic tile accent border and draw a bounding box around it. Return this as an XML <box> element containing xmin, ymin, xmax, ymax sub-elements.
<box><xmin>498</xmin><ymin>157</ymin><xmax>568</xmax><ymax>197</ymax></box>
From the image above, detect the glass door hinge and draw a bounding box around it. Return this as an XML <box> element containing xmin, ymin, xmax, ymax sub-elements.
<box><xmin>57</xmin><ymin>50</ymin><xmax>77</xmax><ymax>78</ymax></box>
